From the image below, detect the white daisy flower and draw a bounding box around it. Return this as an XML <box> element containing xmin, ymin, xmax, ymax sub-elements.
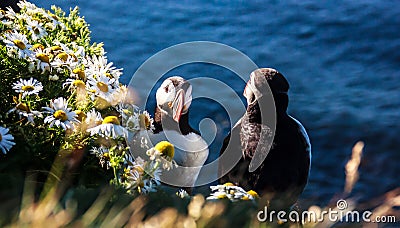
<box><xmin>8</xmin><ymin>102</ymin><xmax>42</xmax><ymax>124</ymax></box>
<box><xmin>43</xmin><ymin>97</ymin><xmax>79</xmax><ymax>130</ymax></box>
<box><xmin>123</xmin><ymin>110</ymin><xmax>154</xmax><ymax>132</ymax></box>
<box><xmin>70</xmin><ymin>67</ymin><xmax>86</xmax><ymax>80</ymax></box>
<box><xmin>63</xmin><ymin>78</ymin><xmax>87</xmax><ymax>91</ymax></box>
<box><xmin>206</xmin><ymin>191</ymin><xmax>229</xmax><ymax>200</ymax></box>
<box><xmin>124</xmin><ymin>113</ymin><xmax>140</xmax><ymax>132</ymax></box>
<box><xmin>207</xmin><ymin>183</ymin><xmax>259</xmax><ymax>202</ymax></box>
<box><xmin>52</xmin><ymin>42</ymin><xmax>84</xmax><ymax>63</ymax></box>
<box><xmin>4</xmin><ymin>7</ymin><xmax>19</xmax><ymax>20</ymax></box>
<box><xmin>26</xmin><ymin>18</ymin><xmax>47</xmax><ymax>41</ymax></box>
<box><xmin>87</xmin><ymin>116</ymin><xmax>127</xmax><ymax>139</ymax></box>
<box><xmin>43</xmin><ymin>12</ymin><xmax>66</xmax><ymax>30</ymax></box>
<box><xmin>32</xmin><ymin>48</ymin><xmax>51</xmax><ymax>72</ymax></box>
<box><xmin>146</xmin><ymin>141</ymin><xmax>177</xmax><ymax>171</ymax></box>
<box><xmin>1</xmin><ymin>19</ymin><xmax>13</xmax><ymax>27</ymax></box>
<box><xmin>85</xmin><ymin>55</ymin><xmax>122</xmax><ymax>82</ymax></box>
<box><xmin>139</xmin><ymin>111</ymin><xmax>155</xmax><ymax>131</ymax></box>
<box><xmin>0</xmin><ymin>126</ymin><xmax>16</xmax><ymax>154</ymax></box>
<box><xmin>176</xmin><ymin>189</ymin><xmax>190</xmax><ymax>198</ymax></box>
<box><xmin>141</xmin><ymin>179</ymin><xmax>158</xmax><ymax>194</ymax></box>
<box><xmin>132</xmin><ymin>156</ymin><xmax>146</xmax><ymax>169</ymax></box>
<box><xmin>146</xmin><ymin>147</ymin><xmax>162</xmax><ymax>161</ymax></box>
<box><xmin>123</xmin><ymin>156</ymin><xmax>162</xmax><ymax>194</ymax></box>
<box><xmin>12</xmin><ymin>78</ymin><xmax>43</xmax><ymax>98</ymax></box>
<box><xmin>84</xmin><ymin>109</ymin><xmax>103</xmax><ymax>129</ymax></box>
<box><xmin>49</xmin><ymin>74</ymin><xmax>59</xmax><ymax>81</ymax></box>
<box><xmin>90</xmin><ymin>146</ymin><xmax>111</xmax><ymax>169</ymax></box>
<box><xmin>109</xmin><ymin>85</ymin><xmax>128</xmax><ymax>106</ymax></box>
<box><xmin>117</xmin><ymin>103</ymin><xmax>138</xmax><ymax>119</ymax></box>
<box><xmin>17</xmin><ymin>1</ymin><xmax>38</xmax><ymax>11</ymax></box>
<box><xmin>87</xmin><ymin>74</ymin><xmax>116</xmax><ymax>102</ymax></box>
<box><xmin>241</xmin><ymin>190</ymin><xmax>259</xmax><ymax>201</ymax></box>
<box><xmin>125</xmin><ymin>168</ymin><xmax>142</xmax><ymax>188</ymax></box>
<box><xmin>50</xmin><ymin>52</ymin><xmax>79</xmax><ymax>70</ymax></box>
<box><xmin>3</xmin><ymin>31</ymin><xmax>33</xmax><ymax>58</ymax></box>
<box><xmin>64</xmin><ymin>42</ymin><xmax>85</xmax><ymax>62</ymax></box>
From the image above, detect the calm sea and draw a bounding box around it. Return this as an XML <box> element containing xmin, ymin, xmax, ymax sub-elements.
<box><xmin>31</xmin><ymin>0</ymin><xmax>400</xmax><ymax>205</ymax></box>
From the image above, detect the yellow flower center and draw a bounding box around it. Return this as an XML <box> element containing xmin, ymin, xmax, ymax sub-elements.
<box><xmin>102</xmin><ymin>116</ymin><xmax>120</xmax><ymax>125</ymax></box>
<box><xmin>122</xmin><ymin>109</ymin><xmax>132</xmax><ymax>115</ymax></box>
<box><xmin>54</xmin><ymin>110</ymin><xmax>68</xmax><ymax>121</ymax></box>
<box><xmin>139</xmin><ymin>181</ymin><xmax>144</xmax><ymax>188</ymax></box>
<box><xmin>247</xmin><ymin>190</ymin><xmax>259</xmax><ymax>198</ymax></box>
<box><xmin>57</xmin><ymin>52</ymin><xmax>68</xmax><ymax>61</ymax></box>
<box><xmin>22</xmin><ymin>85</ymin><xmax>35</xmax><ymax>91</ymax></box>
<box><xmin>155</xmin><ymin>141</ymin><xmax>175</xmax><ymax>159</ymax></box>
<box><xmin>217</xmin><ymin>194</ymin><xmax>227</xmax><ymax>199</ymax></box>
<box><xmin>103</xmin><ymin>152</ymin><xmax>110</xmax><ymax>159</ymax></box>
<box><xmin>13</xmin><ymin>39</ymin><xmax>26</xmax><ymax>50</ymax></box>
<box><xmin>36</xmin><ymin>53</ymin><xmax>49</xmax><ymax>63</ymax></box>
<box><xmin>223</xmin><ymin>182</ymin><xmax>234</xmax><ymax>187</ymax></box>
<box><xmin>134</xmin><ymin>166</ymin><xmax>144</xmax><ymax>174</ymax></box>
<box><xmin>72</xmin><ymin>80</ymin><xmax>86</xmax><ymax>89</ymax></box>
<box><xmin>51</xmin><ymin>45</ymin><xmax>61</xmax><ymax>51</ymax></box>
<box><xmin>31</xmin><ymin>43</ymin><xmax>44</xmax><ymax>50</ymax></box>
<box><xmin>75</xmin><ymin>110</ymin><xmax>86</xmax><ymax>122</ymax></box>
<box><xmin>97</xmin><ymin>82</ymin><xmax>109</xmax><ymax>92</ymax></box>
<box><xmin>72</xmin><ymin>68</ymin><xmax>85</xmax><ymax>80</ymax></box>
<box><xmin>33</xmin><ymin>27</ymin><xmax>40</xmax><ymax>35</ymax></box>
<box><xmin>16</xmin><ymin>103</ymin><xmax>30</xmax><ymax>112</ymax></box>
<box><xmin>70</xmin><ymin>53</ymin><xmax>78</xmax><ymax>62</ymax></box>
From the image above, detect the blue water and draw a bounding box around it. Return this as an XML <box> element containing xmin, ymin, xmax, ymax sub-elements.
<box><xmin>31</xmin><ymin>0</ymin><xmax>400</xmax><ymax>205</ymax></box>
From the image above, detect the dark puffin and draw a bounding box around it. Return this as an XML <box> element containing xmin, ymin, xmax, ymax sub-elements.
<box><xmin>218</xmin><ymin>68</ymin><xmax>311</xmax><ymax>209</ymax></box>
<box><xmin>151</xmin><ymin>76</ymin><xmax>209</xmax><ymax>193</ymax></box>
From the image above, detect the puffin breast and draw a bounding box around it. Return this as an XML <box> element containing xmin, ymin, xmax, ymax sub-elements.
<box><xmin>149</xmin><ymin>130</ymin><xmax>209</xmax><ymax>167</ymax></box>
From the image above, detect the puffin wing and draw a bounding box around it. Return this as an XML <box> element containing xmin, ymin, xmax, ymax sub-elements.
<box><xmin>218</xmin><ymin>118</ymin><xmax>245</xmax><ymax>185</ymax></box>
<box><xmin>289</xmin><ymin>115</ymin><xmax>311</xmax><ymax>177</ymax></box>
<box><xmin>149</xmin><ymin>130</ymin><xmax>209</xmax><ymax>187</ymax></box>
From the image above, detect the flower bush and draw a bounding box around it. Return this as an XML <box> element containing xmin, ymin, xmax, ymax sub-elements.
<box><xmin>0</xmin><ymin>1</ymin><xmax>258</xmax><ymax>203</ymax></box>
<box><xmin>0</xmin><ymin>1</ymin><xmax>174</xmax><ymax>196</ymax></box>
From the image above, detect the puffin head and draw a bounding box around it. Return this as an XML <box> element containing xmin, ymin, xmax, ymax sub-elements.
<box><xmin>244</xmin><ymin>68</ymin><xmax>289</xmax><ymax>112</ymax></box>
<box><xmin>156</xmin><ymin>76</ymin><xmax>192</xmax><ymax>122</ymax></box>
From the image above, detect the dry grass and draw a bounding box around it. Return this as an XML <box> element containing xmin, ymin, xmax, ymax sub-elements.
<box><xmin>1</xmin><ymin>141</ymin><xmax>399</xmax><ymax>227</ymax></box>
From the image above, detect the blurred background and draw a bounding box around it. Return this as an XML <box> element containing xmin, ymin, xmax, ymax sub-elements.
<box><xmin>29</xmin><ymin>0</ymin><xmax>399</xmax><ymax>206</ymax></box>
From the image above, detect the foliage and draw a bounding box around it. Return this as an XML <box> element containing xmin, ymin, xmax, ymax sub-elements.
<box><xmin>0</xmin><ymin>1</ymin><xmax>170</xmax><ymax>198</ymax></box>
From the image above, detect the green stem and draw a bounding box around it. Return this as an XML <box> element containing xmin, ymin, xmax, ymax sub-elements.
<box><xmin>113</xmin><ymin>166</ymin><xmax>119</xmax><ymax>185</ymax></box>
<box><xmin>67</xmin><ymin>90</ymin><xmax>76</xmax><ymax>105</ymax></box>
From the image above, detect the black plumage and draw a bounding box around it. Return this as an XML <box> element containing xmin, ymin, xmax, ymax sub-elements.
<box><xmin>218</xmin><ymin>68</ymin><xmax>311</xmax><ymax>209</ymax></box>
<box><xmin>153</xmin><ymin>107</ymin><xmax>199</xmax><ymax>136</ymax></box>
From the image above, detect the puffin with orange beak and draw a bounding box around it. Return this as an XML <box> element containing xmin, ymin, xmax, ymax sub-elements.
<box><xmin>151</xmin><ymin>76</ymin><xmax>209</xmax><ymax>193</ymax></box>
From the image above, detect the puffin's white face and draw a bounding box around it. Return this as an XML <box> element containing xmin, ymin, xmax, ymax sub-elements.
<box><xmin>156</xmin><ymin>76</ymin><xmax>192</xmax><ymax>122</ymax></box>
<box><xmin>244</xmin><ymin>72</ymin><xmax>257</xmax><ymax>105</ymax></box>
